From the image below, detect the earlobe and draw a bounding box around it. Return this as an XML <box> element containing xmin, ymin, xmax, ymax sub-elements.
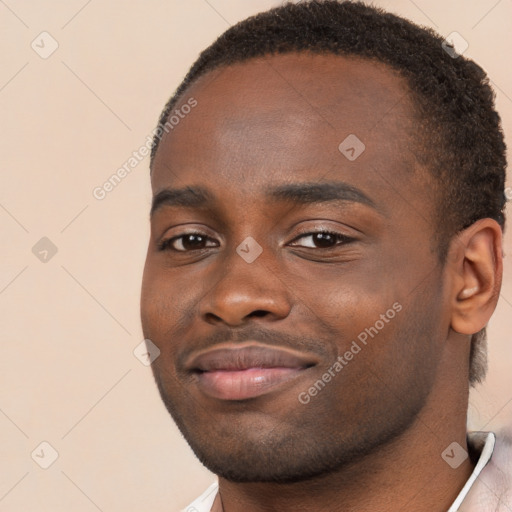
<box><xmin>449</xmin><ymin>218</ymin><xmax>503</xmax><ymax>336</ymax></box>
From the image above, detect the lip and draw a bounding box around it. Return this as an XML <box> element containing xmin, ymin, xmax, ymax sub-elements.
<box><xmin>185</xmin><ymin>343</ymin><xmax>318</xmax><ymax>400</ymax></box>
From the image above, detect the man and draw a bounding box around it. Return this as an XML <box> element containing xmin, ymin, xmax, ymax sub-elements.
<box><xmin>140</xmin><ymin>1</ymin><xmax>511</xmax><ymax>510</ymax></box>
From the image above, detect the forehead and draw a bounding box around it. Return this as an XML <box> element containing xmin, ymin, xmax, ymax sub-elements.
<box><xmin>195</xmin><ymin>52</ymin><xmax>411</xmax><ymax>115</ymax></box>
<box><xmin>151</xmin><ymin>52</ymin><xmax>428</xmax><ymax>217</ymax></box>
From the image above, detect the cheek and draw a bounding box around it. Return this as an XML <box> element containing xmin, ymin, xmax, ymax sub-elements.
<box><xmin>140</xmin><ymin>261</ymin><xmax>175</xmax><ymax>339</ymax></box>
<box><xmin>302</xmin><ymin>265</ymin><xmax>399</xmax><ymax>329</ymax></box>
<box><xmin>300</xmin><ymin>267</ymin><xmax>410</xmax><ymax>380</ymax></box>
<box><xmin>140</xmin><ymin>261</ymin><xmax>199</xmax><ymax>366</ymax></box>
<box><xmin>140</xmin><ymin>264</ymin><xmax>158</xmax><ymax>329</ymax></box>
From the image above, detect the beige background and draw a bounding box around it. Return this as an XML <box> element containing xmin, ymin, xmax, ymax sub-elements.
<box><xmin>0</xmin><ymin>1</ymin><xmax>511</xmax><ymax>510</ymax></box>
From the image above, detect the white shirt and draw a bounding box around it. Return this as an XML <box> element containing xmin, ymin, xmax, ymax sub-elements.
<box><xmin>181</xmin><ymin>430</ymin><xmax>504</xmax><ymax>512</ymax></box>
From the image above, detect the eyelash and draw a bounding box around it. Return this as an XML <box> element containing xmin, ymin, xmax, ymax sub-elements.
<box><xmin>157</xmin><ymin>229</ymin><xmax>355</xmax><ymax>252</ymax></box>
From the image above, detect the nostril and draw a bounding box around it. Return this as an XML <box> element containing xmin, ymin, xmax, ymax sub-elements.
<box><xmin>250</xmin><ymin>310</ymin><xmax>268</xmax><ymax>318</ymax></box>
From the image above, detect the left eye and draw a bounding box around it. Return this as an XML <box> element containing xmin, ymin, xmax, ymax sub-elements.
<box><xmin>289</xmin><ymin>231</ymin><xmax>355</xmax><ymax>249</ymax></box>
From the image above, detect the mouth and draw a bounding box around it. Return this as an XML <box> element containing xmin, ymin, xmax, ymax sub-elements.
<box><xmin>185</xmin><ymin>343</ymin><xmax>318</xmax><ymax>401</ymax></box>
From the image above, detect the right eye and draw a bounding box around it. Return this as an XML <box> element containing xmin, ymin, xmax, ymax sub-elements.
<box><xmin>158</xmin><ymin>232</ymin><xmax>219</xmax><ymax>252</ymax></box>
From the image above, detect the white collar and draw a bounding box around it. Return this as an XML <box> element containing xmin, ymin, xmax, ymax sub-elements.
<box><xmin>181</xmin><ymin>480</ymin><xmax>218</xmax><ymax>512</ymax></box>
<box><xmin>447</xmin><ymin>431</ymin><xmax>496</xmax><ymax>511</ymax></box>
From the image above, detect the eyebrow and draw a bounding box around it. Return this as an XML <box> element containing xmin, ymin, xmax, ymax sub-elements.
<box><xmin>266</xmin><ymin>182</ymin><xmax>378</xmax><ymax>210</ymax></box>
<box><xmin>150</xmin><ymin>181</ymin><xmax>380</xmax><ymax>218</ymax></box>
<box><xmin>150</xmin><ymin>186</ymin><xmax>213</xmax><ymax>217</ymax></box>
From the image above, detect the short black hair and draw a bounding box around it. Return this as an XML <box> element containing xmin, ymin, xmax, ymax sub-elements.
<box><xmin>150</xmin><ymin>0</ymin><xmax>507</xmax><ymax>385</ymax></box>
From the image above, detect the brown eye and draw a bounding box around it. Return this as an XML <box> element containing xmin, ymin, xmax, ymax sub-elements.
<box><xmin>158</xmin><ymin>232</ymin><xmax>218</xmax><ymax>252</ymax></box>
<box><xmin>289</xmin><ymin>230</ymin><xmax>355</xmax><ymax>249</ymax></box>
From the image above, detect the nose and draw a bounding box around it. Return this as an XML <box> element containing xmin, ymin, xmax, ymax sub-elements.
<box><xmin>199</xmin><ymin>244</ymin><xmax>292</xmax><ymax>327</ymax></box>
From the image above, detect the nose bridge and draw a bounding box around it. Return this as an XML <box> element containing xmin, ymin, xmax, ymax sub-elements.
<box><xmin>200</xmin><ymin>230</ymin><xmax>292</xmax><ymax>325</ymax></box>
<box><xmin>228</xmin><ymin>233</ymin><xmax>271</xmax><ymax>288</ymax></box>
<box><xmin>221</xmin><ymin>198</ymin><xmax>271</xmax><ymax>268</ymax></box>
<box><xmin>225</xmin><ymin>201</ymin><xmax>277</xmax><ymax>279</ymax></box>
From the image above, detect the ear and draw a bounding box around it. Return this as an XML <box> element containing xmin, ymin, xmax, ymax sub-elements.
<box><xmin>449</xmin><ymin>218</ymin><xmax>503</xmax><ymax>335</ymax></box>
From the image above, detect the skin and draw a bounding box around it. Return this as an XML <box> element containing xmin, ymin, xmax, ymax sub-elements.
<box><xmin>140</xmin><ymin>53</ymin><xmax>503</xmax><ymax>512</ymax></box>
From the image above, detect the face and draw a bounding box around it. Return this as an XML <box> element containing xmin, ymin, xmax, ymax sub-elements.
<box><xmin>141</xmin><ymin>53</ymin><xmax>450</xmax><ymax>483</ymax></box>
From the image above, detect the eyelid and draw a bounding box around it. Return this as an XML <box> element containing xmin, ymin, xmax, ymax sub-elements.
<box><xmin>287</xmin><ymin>229</ymin><xmax>355</xmax><ymax>247</ymax></box>
<box><xmin>158</xmin><ymin>226</ymin><xmax>355</xmax><ymax>253</ymax></box>
<box><xmin>287</xmin><ymin>221</ymin><xmax>356</xmax><ymax>239</ymax></box>
<box><xmin>157</xmin><ymin>230</ymin><xmax>218</xmax><ymax>252</ymax></box>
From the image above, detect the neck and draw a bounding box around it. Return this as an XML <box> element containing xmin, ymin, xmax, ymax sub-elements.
<box><xmin>216</xmin><ymin>357</ymin><xmax>475</xmax><ymax>511</ymax></box>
